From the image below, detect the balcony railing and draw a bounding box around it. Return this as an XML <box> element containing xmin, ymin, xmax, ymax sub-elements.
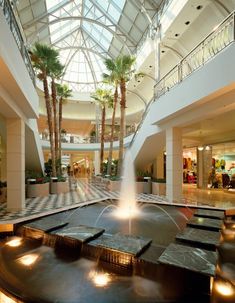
<box><xmin>0</xmin><ymin>0</ymin><xmax>35</xmax><ymax>84</ymax></box>
<box><xmin>155</xmin><ymin>11</ymin><xmax>235</xmax><ymax>98</ymax></box>
<box><xmin>40</xmin><ymin>130</ymin><xmax>135</xmax><ymax>145</ymax></box>
<box><xmin>131</xmin><ymin>11</ymin><xmax>235</xmax><ymax>148</ymax></box>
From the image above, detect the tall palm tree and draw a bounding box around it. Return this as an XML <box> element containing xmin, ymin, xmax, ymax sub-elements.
<box><xmin>56</xmin><ymin>83</ymin><xmax>72</xmax><ymax>173</ymax></box>
<box><xmin>115</xmin><ymin>55</ymin><xmax>136</xmax><ymax>176</ymax></box>
<box><xmin>31</xmin><ymin>42</ymin><xmax>59</xmax><ymax>176</ymax></box>
<box><xmin>91</xmin><ymin>88</ymin><xmax>113</xmax><ymax>173</ymax></box>
<box><xmin>50</xmin><ymin>60</ymin><xmax>64</xmax><ymax>171</ymax></box>
<box><xmin>103</xmin><ymin>59</ymin><xmax>119</xmax><ymax>176</ymax></box>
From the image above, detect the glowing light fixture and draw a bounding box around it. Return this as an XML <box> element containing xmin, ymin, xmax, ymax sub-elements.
<box><xmin>17</xmin><ymin>253</ymin><xmax>39</xmax><ymax>266</ymax></box>
<box><xmin>197</xmin><ymin>146</ymin><xmax>204</xmax><ymax>151</ymax></box>
<box><xmin>6</xmin><ymin>237</ymin><xmax>22</xmax><ymax>247</ymax></box>
<box><xmin>0</xmin><ymin>291</ymin><xmax>17</xmax><ymax>303</ymax></box>
<box><xmin>214</xmin><ymin>281</ymin><xmax>234</xmax><ymax>296</ymax></box>
<box><xmin>114</xmin><ymin>206</ymin><xmax>139</xmax><ymax>220</ymax></box>
<box><xmin>89</xmin><ymin>271</ymin><xmax>111</xmax><ymax>287</ymax></box>
<box><xmin>205</xmin><ymin>146</ymin><xmax>210</xmax><ymax>150</ymax></box>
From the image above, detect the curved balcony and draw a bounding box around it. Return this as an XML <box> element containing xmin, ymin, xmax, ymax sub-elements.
<box><xmin>40</xmin><ymin>133</ymin><xmax>134</xmax><ymax>151</ymax></box>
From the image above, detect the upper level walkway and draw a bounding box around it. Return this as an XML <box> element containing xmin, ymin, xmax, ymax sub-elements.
<box><xmin>130</xmin><ymin>11</ymin><xmax>235</xmax><ymax>168</ymax></box>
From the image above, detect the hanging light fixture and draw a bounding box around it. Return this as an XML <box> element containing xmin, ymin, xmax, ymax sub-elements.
<box><xmin>197</xmin><ymin>146</ymin><xmax>204</xmax><ymax>151</ymax></box>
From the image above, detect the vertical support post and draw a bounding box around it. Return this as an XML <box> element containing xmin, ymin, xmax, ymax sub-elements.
<box><xmin>166</xmin><ymin>127</ymin><xmax>182</xmax><ymax>203</ymax></box>
<box><xmin>7</xmin><ymin>118</ymin><xmax>25</xmax><ymax>211</ymax></box>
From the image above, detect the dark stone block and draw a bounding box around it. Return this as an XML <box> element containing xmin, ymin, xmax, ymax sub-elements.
<box><xmin>53</xmin><ymin>225</ymin><xmax>104</xmax><ymax>243</ymax></box>
<box><xmin>187</xmin><ymin>216</ymin><xmax>222</xmax><ymax>231</ymax></box>
<box><xmin>158</xmin><ymin>243</ymin><xmax>217</xmax><ymax>276</ymax></box>
<box><xmin>176</xmin><ymin>227</ymin><xmax>220</xmax><ymax>249</ymax></box>
<box><xmin>91</xmin><ymin>233</ymin><xmax>152</xmax><ymax>256</ymax></box>
<box><xmin>194</xmin><ymin>209</ymin><xmax>224</xmax><ymax>219</ymax></box>
<box><xmin>25</xmin><ymin>217</ymin><xmax>68</xmax><ymax>233</ymax></box>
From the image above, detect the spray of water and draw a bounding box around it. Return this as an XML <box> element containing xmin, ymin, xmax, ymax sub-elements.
<box><xmin>114</xmin><ymin>150</ymin><xmax>139</xmax><ymax>219</ymax></box>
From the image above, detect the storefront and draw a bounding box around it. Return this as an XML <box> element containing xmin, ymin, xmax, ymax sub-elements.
<box><xmin>183</xmin><ymin>142</ymin><xmax>235</xmax><ymax>189</ymax></box>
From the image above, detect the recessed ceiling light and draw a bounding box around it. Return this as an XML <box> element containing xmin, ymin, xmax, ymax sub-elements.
<box><xmin>138</xmin><ymin>80</ymin><xmax>140</xmax><ymax>83</ymax></box>
<box><xmin>161</xmin><ymin>50</ymin><xmax>165</xmax><ymax>53</ymax></box>
<box><xmin>149</xmin><ymin>65</ymin><xmax>152</xmax><ymax>68</ymax></box>
<box><xmin>196</xmin><ymin>5</ymin><xmax>203</xmax><ymax>10</ymax></box>
<box><xmin>185</xmin><ymin>21</ymin><xmax>190</xmax><ymax>25</ymax></box>
<box><xmin>175</xmin><ymin>33</ymin><xmax>179</xmax><ymax>37</ymax></box>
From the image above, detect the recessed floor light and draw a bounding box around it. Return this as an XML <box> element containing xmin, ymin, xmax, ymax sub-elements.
<box><xmin>185</xmin><ymin>21</ymin><xmax>190</xmax><ymax>25</ymax></box>
<box><xmin>196</xmin><ymin>5</ymin><xmax>203</xmax><ymax>10</ymax></box>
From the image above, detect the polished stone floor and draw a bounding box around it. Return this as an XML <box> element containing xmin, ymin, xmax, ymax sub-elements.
<box><xmin>0</xmin><ymin>180</ymin><xmax>234</xmax><ymax>223</ymax></box>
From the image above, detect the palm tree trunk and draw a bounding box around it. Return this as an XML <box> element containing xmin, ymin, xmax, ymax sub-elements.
<box><xmin>58</xmin><ymin>97</ymin><xmax>63</xmax><ymax>175</ymax></box>
<box><xmin>107</xmin><ymin>86</ymin><xmax>118</xmax><ymax>175</ymax></box>
<box><xmin>100</xmin><ymin>106</ymin><xmax>106</xmax><ymax>173</ymax></box>
<box><xmin>117</xmin><ymin>79</ymin><xmax>126</xmax><ymax>176</ymax></box>
<box><xmin>51</xmin><ymin>78</ymin><xmax>59</xmax><ymax>173</ymax></box>
<box><xmin>43</xmin><ymin>76</ymin><xmax>56</xmax><ymax>177</ymax></box>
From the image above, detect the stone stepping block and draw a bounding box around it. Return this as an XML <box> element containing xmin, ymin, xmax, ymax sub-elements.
<box><xmin>187</xmin><ymin>216</ymin><xmax>222</xmax><ymax>231</ymax></box>
<box><xmin>24</xmin><ymin>217</ymin><xmax>68</xmax><ymax>233</ymax></box>
<box><xmin>176</xmin><ymin>227</ymin><xmax>220</xmax><ymax>249</ymax></box>
<box><xmin>91</xmin><ymin>233</ymin><xmax>152</xmax><ymax>256</ymax></box>
<box><xmin>158</xmin><ymin>243</ymin><xmax>216</xmax><ymax>276</ymax></box>
<box><xmin>52</xmin><ymin>225</ymin><xmax>104</xmax><ymax>243</ymax></box>
<box><xmin>194</xmin><ymin>209</ymin><xmax>224</xmax><ymax>219</ymax></box>
<box><xmin>139</xmin><ymin>244</ymin><xmax>165</xmax><ymax>264</ymax></box>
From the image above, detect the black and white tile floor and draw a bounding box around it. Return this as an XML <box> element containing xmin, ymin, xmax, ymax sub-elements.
<box><xmin>0</xmin><ymin>179</ymin><xmax>167</xmax><ymax>222</ymax></box>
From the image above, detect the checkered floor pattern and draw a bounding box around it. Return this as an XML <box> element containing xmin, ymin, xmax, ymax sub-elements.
<box><xmin>0</xmin><ymin>179</ymin><xmax>167</xmax><ymax>222</ymax></box>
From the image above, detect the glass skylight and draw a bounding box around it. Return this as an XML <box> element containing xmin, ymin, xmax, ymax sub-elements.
<box><xmin>45</xmin><ymin>0</ymin><xmax>125</xmax><ymax>92</ymax></box>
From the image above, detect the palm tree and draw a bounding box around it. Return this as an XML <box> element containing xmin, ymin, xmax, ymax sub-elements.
<box><xmin>103</xmin><ymin>59</ymin><xmax>119</xmax><ymax>176</ymax></box>
<box><xmin>31</xmin><ymin>42</ymin><xmax>59</xmax><ymax>176</ymax></box>
<box><xmin>91</xmin><ymin>88</ymin><xmax>113</xmax><ymax>173</ymax></box>
<box><xmin>56</xmin><ymin>83</ymin><xmax>72</xmax><ymax>173</ymax></box>
<box><xmin>115</xmin><ymin>55</ymin><xmax>136</xmax><ymax>176</ymax></box>
<box><xmin>50</xmin><ymin>60</ymin><xmax>64</xmax><ymax>172</ymax></box>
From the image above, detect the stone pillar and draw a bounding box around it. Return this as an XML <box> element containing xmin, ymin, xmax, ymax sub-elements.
<box><xmin>7</xmin><ymin>118</ymin><xmax>25</xmax><ymax>211</ymax></box>
<box><xmin>166</xmin><ymin>127</ymin><xmax>182</xmax><ymax>203</ymax></box>
<box><xmin>0</xmin><ymin>139</ymin><xmax>7</xmax><ymax>181</ymax></box>
<box><xmin>94</xmin><ymin>150</ymin><xmax>100</xmax><ymax>175</ymax></box>
<box><xmin>197</xmin><ymin>147</ymin><xmax>212</xmax><ymax>189</ymax></box>
<box><xmin>156</xmin><ymin>152</ymin><xmax>165</xmax><ymax>179</ymax></box>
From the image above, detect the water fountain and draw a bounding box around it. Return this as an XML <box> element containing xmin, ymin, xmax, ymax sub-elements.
<box><xmin>0</xmin><ymin>149</ymin><xmax>220</xmax><ymax>303</ymax></box>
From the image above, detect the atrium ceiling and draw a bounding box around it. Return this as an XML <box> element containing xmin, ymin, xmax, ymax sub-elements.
<box><xmin>16</xmin><ymin>0</ymin><xmax>164</xmax><ymax>92</ymax></box>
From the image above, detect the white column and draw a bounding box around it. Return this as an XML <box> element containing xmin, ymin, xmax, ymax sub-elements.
<box><xmin>154</xmin><ymin>25</ymin><xmax>161</xmax><ymax>96</ymax></box>
<box><xmin>7</xmin><ymin>118</ymin><xmax>25</xmax><ymax>211</ymax></box>
<box><xmin>94</xmin><ymin>150</ymin><xmax>100</xmax><ymax>175</ymax></box>
<box><xmin>166</xmin><ymin>127</ymin><xmax>182</xmax><ymax>203</ymax></box>
<box><xmin>0</xmin><ymin>139</ymin><xmax>7</xmax><ymax>181</ymax></box>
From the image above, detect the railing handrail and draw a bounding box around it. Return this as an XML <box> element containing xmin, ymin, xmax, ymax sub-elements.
<box><xmin>131</xmin><ymin>10</ymin><xmax>235</xmax><ymax>148</ymax></box>
<box><xmin>155</xmin><ymin>10</ymin><xmax>235</xmax><ymax>90</ymax></box>
<box><xmin>0</xmin><ymin>0</ymin><xmax>35</xmax><ymax>84</ymax></box>
<box><xmin>129</xmin><ymin>96</ymin><xmax>155</xmax><ymax>147</ymax></box>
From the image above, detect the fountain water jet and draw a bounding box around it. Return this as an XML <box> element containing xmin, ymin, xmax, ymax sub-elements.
<box><xmin>114</xmin><ymin>150</ymin><xmax>139</xmax><ymax>219</ymax></box>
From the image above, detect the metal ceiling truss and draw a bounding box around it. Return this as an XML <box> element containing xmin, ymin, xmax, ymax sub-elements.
<box><xmin>88</xmin><ymin>0</ymin><xmax>138</xmax><ymax>46</ymax></box>
<box><xmin>27</xmin><ymin>16</ymin><xmax>133</xmax><ymax>53</ymax></box>
<box><xmin>22</xmin><ymin>0</ymin><xmax>74</xmax><ymax>29</ymax></box>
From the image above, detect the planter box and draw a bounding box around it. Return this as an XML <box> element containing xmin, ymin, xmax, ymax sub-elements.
<box><xmin>152</xmin><ymin>182</ymin><xmax>166</xmax><ymax>196</ymax></box>
<box><xmin>107</xmin><ymin>180</ymin><xmax>121</xmax><ymax>192</ymax></box>
<box><xmin>27</xmin><ymin>183</ymin><xmax>49</xmax><ymax>198</ymax></box>
<box><xmin>0</xmin><ymin>187</ymin><xmax>7</xmax><ymax>203</ymax></box>
<box><xmin>50</xmin><ymin>181</ymin><xmax>70</xmax><ymax>194</ymax></box>
<box><xmin>136</xmin><ymin>182</ymin><xmax>144</xmax><ymax>194</ymax></box>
